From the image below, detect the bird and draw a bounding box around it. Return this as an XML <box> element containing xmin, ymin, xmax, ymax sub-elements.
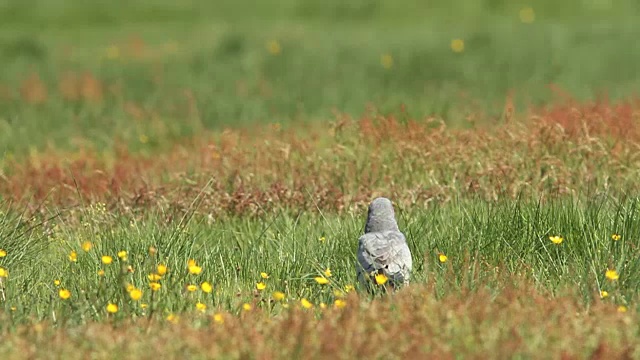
<box><xmin>357</xmin><ymin>197</ymin><xmax>412</xmax><ymax>291</ymax></box>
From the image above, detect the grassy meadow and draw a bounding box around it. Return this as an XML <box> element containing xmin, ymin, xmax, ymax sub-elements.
<box><xmin>2</xmin><ymin>0</ymin><xmax>640</xmax><ymax>358</ymax></box>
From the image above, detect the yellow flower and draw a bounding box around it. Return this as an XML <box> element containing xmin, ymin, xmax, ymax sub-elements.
<box><xmin>300</xmin><ymin>298</ymin><xmax>313</xmax><ymax>309</ymax></box>
<box><xmin>188</xmin><ymin>259</ymin><xmax>197</xmax><ymax>267</ymax></box>
<box><xmin>213</xmin><ymin>313</ymin><xmax>224</xmax><ymax>324</ymax></box>
<box><xmin>68</xmin><ymin>251</ymin><xmax>77</xmax><ymax>262</ymax></box>
<box><xmin>188</xmin><ymin>264</ymin><xmax>202</xmax><ymax>275</ymax></box>
<box><xmin>157</xmin><ymin>264</ymin><xmax>168</xmax><ymax>275</ymax></box>
<box><xmin>319</xmin><ymin>236</ymin><xmax>326</xmax><ymax>243</ymax></box>
<box><xmin>323</xmin><ymin>268</ymin><xmax>332</xmax><ymax>277</ymax></box>
<box><xmin>606</xmin><ymin>269</ymin><xmax>619</xmax><ymax>281</ymax></box>
<box><xmin>58</xmin><ymin>289</ymin><xmax>71</xmax><ymax>300</ymax></box>
<box><xmin>272</xmin><ymin>291</ymin><xmax>286</xmax><ymax>301</ymax></box>
<box><xmin>375</xmin><ymin>273</ymin><xmax>388</xmax><ymax>285</ymax></box>
<box><xmin>81</xmin><ymin>241</ymin><xmax>92</xmax><ymax>252</ymax></box>
<box><xmin>106</xmin><ymin>303</ymin><xmax>119</xmax><ymax>313</ymax></box>
<box><xmin>256</xmin><ymin>282</ymin><xmax>267</xmax><ymax>291</ymax></box>
<box><xmin>101</xmin><ymin>255</ymin><xmax>113</xmax><ymax>265</ymax></box>
<box><xmin>612</xmin><ymin>234</ymin><xmax>621</xmax><ymax>241</ymax></box>
<box><xmin>97</xmin><ymin>269</ymin><xmax>105</xmax><ymax>276</ymax></box>
<box><xmin>519</xmin><ymin>7</ymin><xmax>535</xmax><ymax>24</ymax></box>
<box><xmin>320</xmin><ymin>302</ymin><xmax>327</xmax><ymax>309</ymax></box>
<box><xmin>549</xmin><ymin>236</ymin><xmax>563</xmax><ymax>245</ymax></box>
<box><xmin>0</xmin><ymin>267</ymin><xmax>8</xmax><ymax>278</ymax></box>
<box><xmin>196</xmin><ymin>302</ymin><xmax>207</xmax><ymax>312</ymax></box>
<box><xmin>201</xmin><ymin>282</ymin><xmax>213</xmax><ymax>293</ymax></box>
<box><xmin>618</xmin><ymin>305</ymin><xmax>628</xmax><ymax>313</ymax></box>
<box><xmin>140</xmin><ymin>303</ymin><xmax>148</xmax><ymax>309</ymax></box>
<box><xmin>187</xmin><ymin>284</ymin><xmax>198</xmax><ymax>292</ymax></box>
<box><xmin>380</xmin><ymin>54</ymin><xmax>394</xmax><ymax>69</ymax></box>
<box><xmin>260</xmin><ymin>272</ymin><xmax>269</xmax><ymax>279</ymax></box>
<box><xmin>266</xmin><ymin>40</ymin><xmax>281</xmax><ymax>55</ymax></box>
<box><xmin>126</xmin><ymin>283</ymin><xmax>135</xmax><ymax>292</ymax></box>
<box><xmin>149</xmin><ymin>282</ymin><xmax>161</xmax><ymax>291</ymax></box>
<box><xmin>0</xmin><ymin>249</ymin><xmax>7</xmax><ymax>257</ymax></box>
<box><xmin>450</xmin><ymin>39</ymin><xmax>465</xmax><ymax>53</ymax></box>
<box><xmin>344</xmin><ymin>285</ymin><xmax>355</xmax><ymax>293</ymax></box>
<box><xmin>130</xmin><ymin>288</ymin><xmax>143</xmax><ymax>301</ymax></box>
<box><xmin>117</xmin><ymin>250</ymin><xmax>127</xmax><ymax>261</ymax></box>
<box><xmin>166</xmin><ymin>313</ymin><xmax>179</xmax><ymax>323</ymax></box>
<box><xmin>148</xmin><ymin>273</ymin><xmax>162</xmax><ymax>281</ymax></box>
<box><xmin>334</xmin><ymin>299</ymin><xmax>347</xmax><ymax>309</ymax></box>
<box><xmin>314</xmin><ymin>276</ymin><xmax>329</xmax><ymax>285</ymax></box>
<box><xmin>600</xmin><ymin>290</ymin><xmax>609</xmax><ymax>299</ymax></box>
<box><xmin>54</xmin><ymin>279</ymin><xmax>61</xmax><ymax>286</ymax></box>
<box><xmin>438</xmin><ymin>254</ymin><xmax>448</xmax><ymax>263</ymax></box>
<box><xmin>243</xmin><ymin>303</ymin><xmax>252</xmax><ymax>311</ymax></box>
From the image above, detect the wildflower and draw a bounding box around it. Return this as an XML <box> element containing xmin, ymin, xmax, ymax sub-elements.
<box><xmin>344</xmin><ymin>285</ymin><xmax>355</xmax><ymax>293</ymax></box>
<box><xmin>334</xmin><ymin>299</ymin><xmax>347</xmax><ymax>309</ymax></box>
<box><xmin>0</xmin><ymin>249</ymin><xmax>7</xmax><ymax>257</ymax></box>
<box><xmin>438</xmin><ymin>254</ymin><xmax>448</xmax><ymax>263</ymax></box>
<box><xmin>166</xmin><ymin>313</ymin><xmax>179</xmax><ymax>323</ymax></box>
<box><xmin>196</xmin><ymin>302</ymin><xmax>207</xmax><ymax>312</ymax></box>
<box><xmin>81</xmin><ymin>241</ymin><xmax>92</xmax><ymax>252</ymax></box>
<box><xmin>101</xmin><ymin>255</ymin><xmax>113</xmax><ymax>265</ymax></box>
<box><xmin>117</xmin><ymin>250</ymin><xmax>127</xmax><ymax>261</ymax></box>
<box><xmin>188</xmin><ymin>263</ymin><xmax>202</xmax><ymax>275</ymax></box>
<box><xmin>106</xmin><ymin>303</ymin><xmax>119</xmax><ymax>313</ymax></box>
<box><xmin>201</xmin><ymin>282</ymin><xmax>213</xmax><ymax>293</ymax></box>
<box><xmin>130</xmin><ymin>288</ymin><xmax>143</xmax><ymax>301</ymax></box>
<box><xmin>324</xmin><ymin>268</ymin><xmax>332</xmax><ymax>277</ymax></box>
<box><xmin>320</xmin><ymin>302</ymin><xmax>327</xmax><ymax>309</ymax></box>
<box><xmin>260</xmin><ymin>272</ymin><xmax>269</xmax><ymax>279</ymax></box>
<box><xmin>549</xmin><ymin>236</ymin><xmax>563</xmax><ymax>245</ymax></box>
<box><xmin>300</xmin><ymin>298</ymin><xmax>313</xmax><ymax>309</ymax></box>
<box><xmin>0</xmin><ymin>267</ymin><xmax>8</xmax><ymax>278</ymax></box>
<box><xmin>187</xmin><ymin>284</ymin><xmax>198</xmax><ymax>292</ymax></box>
<box><xmin>266</xmin><ymin>40</ymin><xmax>281</xmax><ymax>55</ymax></box>
<box><xmin>141</xmin><ymin>303</ymin><xmax>148</xmax><ymax>309</ymax></box>
<box><xmin>126</xmin><ymin>283</ymin><xmax>135</xmax><ymax>292</ymax></box>
<box><xmin>149</xmin><ymin>282</ymin><xmax>162</xmax><ymax>291</ymax></box>
<box><xmin>58</xmin><ymin>289</ymin><xmax>71</xmax><ymax>300</ymax></box>
<box><xmin>68</xmin><ymin>251</ymin><xmax>78</xmax><ymax>262</ymax></box>
<box><xmin>97</xmin><ymin>269</ymin><xmax>105</xmax><ymax>276</ymax></box>
<box><xmin>450</xmin><ymin>39</ymin><xmax>465</xmax><ymax>53</ymax></box>
<box><xmin>314</xmin><ymin>276</ymin><xmax>329</xmax><ymax>285</ymax></box>
<box><xmin>319</xmin><ymin>236</ymin><xmax>326</xmax><ymax>243</ymax></box>
<box><xmin>127</xmin><ymin>265</ymin><xmax>134</xmax><ymax>273</ymax></box>
<box><xmin>256</xmin><ymin>282</ymin><xmax>267</xmax><ymax>291</ymax></box>
<box><xmin>375</xmin><ymin>273</ymin><xmax>388</xmax><ymax>285</ymax></box>
<box><xmin>243</xmin><ymin>303</ymin><xmax>252</xmax><ymax>311</ymax></box>
<box><xmin>272</xmin><ymin>291</ymin><xmax>286</xmax><ymax>301</ymax></box>
<box><xmin>380</xmin><ymin>54</ymin><xmax>394</xmax><ymax>69</ymax></box>
<box><xmin>519</xmin><ymin>7</ymin><xmax>535</xmax><ymax>24</ymax></box>
<box><xmin>54</xmin><ymin>279</ymin><xmax>61</xmax><ymax>286</ymax></box>
<box><xmin>618</xmin><ymin>305</ymin><xmax>628</xmax><ymax>313</ymax></box>
<box><xmin>600</xmin><ymin>290</ymin><xmax>609</xmax><ymax>299</ymax></box>
<box><xmin>606</xmin><ymin>269</ymin><xmax>619</xmax><ymax>281</ymax></box>
<box><xmin>213</xmin><ymin>313</ymin><xmax>224</xmax><ymax>324</ymax></box>
<box><xmin>148</xmin><ymin>273</ymin><xmax>162</xmax><ymax>281</ymax></box>
<box><xmin>612</xmin><ymin>234</ymin><xmax>621</xmax><ymax>241</ymax></box>
<box><xmin>157</xmin><ymin>264</ymin><xmax>168</xmax><ymax>275</ymax></box>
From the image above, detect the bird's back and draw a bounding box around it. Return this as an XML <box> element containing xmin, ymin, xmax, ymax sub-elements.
<box><xmin>357</xmin><ymin>230</ymin><xmax>412</xmax><ymax>288</ymax></box>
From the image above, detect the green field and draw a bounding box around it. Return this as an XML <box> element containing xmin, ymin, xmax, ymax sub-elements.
<box><xmin>2</xmin><ymin>1</ymin><xmax>640</xmax><ymax>358</ymax></box>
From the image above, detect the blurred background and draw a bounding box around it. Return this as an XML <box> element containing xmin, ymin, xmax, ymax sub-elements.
<box><xmin>0</xmin><ymin>0</ymin><xmax>639</xmax><ymax>153</ymax></box>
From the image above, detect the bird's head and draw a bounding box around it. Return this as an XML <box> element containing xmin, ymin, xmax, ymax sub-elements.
<box><xmin>365</xmin><ymin>197</ymin><xmax>399</xmax><ymax>233</ymax></box>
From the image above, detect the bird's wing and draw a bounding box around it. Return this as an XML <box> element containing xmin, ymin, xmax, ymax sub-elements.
<box><xmin>357</xmin><ymin>231</ymin><xmax>412</xmax><ymax>283</ymax></box>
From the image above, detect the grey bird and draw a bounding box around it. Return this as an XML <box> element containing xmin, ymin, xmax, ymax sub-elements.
<box><xmin>357</xmin><ymin>197</ymin><xmax>412</xmax><ymax>291</ymax></box>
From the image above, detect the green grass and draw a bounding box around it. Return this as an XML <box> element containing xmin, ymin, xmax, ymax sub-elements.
<box><xmin>1</xmin><ymin>195</ymin><xmax>638</xmax><ymax>325</ymax></box>
<box><xmin>1</xmin><ymin>0</ymin><xmax>640</xmax><ymax>154</ymax></box>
